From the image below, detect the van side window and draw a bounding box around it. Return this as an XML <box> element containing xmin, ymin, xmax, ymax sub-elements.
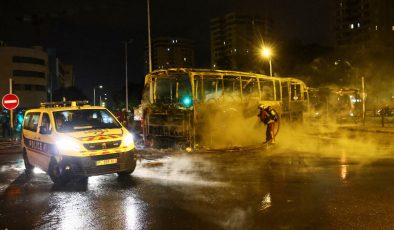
<box><xmin>23</xmin><ymin>112</ymin><xmax>40</xmax><ymax>132</ymax></box>
<box><xmin>41</xmin><ymin>113</ymin><xmax>51</xmax><ymax>130</ymax></box>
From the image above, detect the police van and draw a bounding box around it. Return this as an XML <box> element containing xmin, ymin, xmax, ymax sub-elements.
<box><xmin>21</xmin><ymin>101</ymin><xmax>137</xmax><ymax>184</ymax></box>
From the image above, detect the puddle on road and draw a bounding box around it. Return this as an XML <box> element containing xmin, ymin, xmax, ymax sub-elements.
<box><xmin>134</xmin><ymin>154</ymin><xmax>228</xmax><ymax>187</ymax></box>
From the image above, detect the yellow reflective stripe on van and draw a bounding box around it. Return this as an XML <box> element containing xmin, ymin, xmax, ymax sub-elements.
<box><xmin>79</xmin><ymin>134</ymin><xmax>123</xmax><ymax>142</ymax></box>
<box><xmin>78</xmin><ymin>146</ymin><xmax>132</xmax><ymax>156</ymax></box>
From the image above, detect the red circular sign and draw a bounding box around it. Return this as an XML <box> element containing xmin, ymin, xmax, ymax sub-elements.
<box><xmin>2</xmin><ymin>94</ymin><xmax>19</xmax><ymax>110</ymax></box>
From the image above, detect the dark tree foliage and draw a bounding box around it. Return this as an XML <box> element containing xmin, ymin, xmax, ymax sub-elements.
<box><xmin>111</xmin><ymin>83</ymin><xmax>144</xmax><ymax>111</ymax></box>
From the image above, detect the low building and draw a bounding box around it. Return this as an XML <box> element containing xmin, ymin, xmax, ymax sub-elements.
<box><xmin>0</xmin><ymin>45</ymin><xmax>48</xmax><ymax>108</ymax></box>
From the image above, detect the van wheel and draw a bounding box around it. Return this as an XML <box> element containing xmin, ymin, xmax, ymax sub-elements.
<box><xmin>117</xmin><ymin>160</ymin><xmax>137</xmax><ymax>177</ymax></box>
<box><xmin>48</xmin><ymin>159</ymin><xmax>68</xmax><ymax>184</ymax></box>
<box><xmin>22</xmin><ymin>149</ymin><xmax>33</xmax><ymax>172</ymax></box>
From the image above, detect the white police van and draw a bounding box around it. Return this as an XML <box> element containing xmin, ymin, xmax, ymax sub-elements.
<box><xmin>21</xmin><ymin>101</ymin><xmax>137</xmax><ymax>184</ymax></box>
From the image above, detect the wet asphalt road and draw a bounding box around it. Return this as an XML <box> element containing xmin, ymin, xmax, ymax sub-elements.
<box><xmin>1</xmin><ymin>130</ymin><xmax>394</xmax><ymax>230</ymax></box>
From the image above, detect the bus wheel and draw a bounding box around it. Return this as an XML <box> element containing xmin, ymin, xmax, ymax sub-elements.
<box><xmin>48</xmin><ymin>158</ymin><xmax>68</xmax><ymax>184</ymax></box>
<box><xmin>23</xmin><ymin>149</ymin><xmax>33</xmax><ymax>172</ymax></box>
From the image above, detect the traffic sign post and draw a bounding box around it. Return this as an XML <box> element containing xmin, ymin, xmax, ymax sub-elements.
<box><xmin>2</xmin><ymin>79</ymin><xmax>19</xmax><ymax>140</ymax></box>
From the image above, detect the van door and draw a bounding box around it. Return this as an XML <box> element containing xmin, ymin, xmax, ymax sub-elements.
<box><xmin>22</xmin><ymin>112</ymin><xmax>41</xmax><ymax>167</ymax></box>
<box><xmin>36</xmin><ymin>113</ymin><xmax>53</xmax><ymax>171</ymax></box>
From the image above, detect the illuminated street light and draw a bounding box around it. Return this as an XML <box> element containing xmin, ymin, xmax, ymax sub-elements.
<box><xmin>261</xmin><ymin>47</ymin><xmax>273</xmax><ymax>77</ymax></box>
<box><xmin>93</xmin><ymin>85</ymin><xmax>103</xmax><ymax>106</ymax></box>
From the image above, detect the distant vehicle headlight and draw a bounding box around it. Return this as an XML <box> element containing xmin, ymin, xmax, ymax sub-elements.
<box><xmin>56</xmin><ymin>137</ymin><xmax>81</xmax><ymax>151</ymax></box>
<box><xmin>123</xmin><ymin>133</ymin><xmax>134</xmax><ymax>146</ymax></box>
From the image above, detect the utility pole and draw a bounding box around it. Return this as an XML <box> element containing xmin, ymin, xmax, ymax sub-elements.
<box><xmin>125</xmin><ymin>41</ymin><xmax>129</xmax><ymax>116</ymax></box>
<box><xmin>147</xmin><ymin>0</ymin><xmax>152</xmax><ymax>73</ymax></box>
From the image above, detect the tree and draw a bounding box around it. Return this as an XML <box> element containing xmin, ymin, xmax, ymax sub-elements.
<box><xmin>111</xmin><ymin>83</ymin><xmax>144</xmax><ymax>111</ymax></box>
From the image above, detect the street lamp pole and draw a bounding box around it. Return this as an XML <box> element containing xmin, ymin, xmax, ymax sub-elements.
<box><xmin>93</xmin><ymin>85</ymin><xmax>103</xmax><ymax>106</ymax></box>
<box><xmin>261</xmin><ymin>47</ymin><xmax>273</xmax><ymax>77</ymax></box>
<box><xmin>124</xmin><ymin>39</ymin><xmax>133</xmax><ymax>126</ymax></box>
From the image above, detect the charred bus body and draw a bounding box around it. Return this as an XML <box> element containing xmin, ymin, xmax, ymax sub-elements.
<box><xmin>139</xmin><ymin>68</ymin><xmax>309</xmax><ymax>149</ymax></box>
<box><xmin>309</xmin><ymin>88</ymin><xmax>362</xmax><ymax>122</ymax></box>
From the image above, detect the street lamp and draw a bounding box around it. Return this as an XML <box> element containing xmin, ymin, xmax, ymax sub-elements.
<box><xmin>261</xmin><ymin>47</ymin><xmax>273</xmax><ymax>77</ymax></box>
<box><xmin>99</xmin><ymin>92</ymin><xmax>108</xmax><ymax>107</ymax></box>
<box><xmin>93</xmin><ymin>85</ymin><xmax>103</xmax><ymax>106</ymax></box>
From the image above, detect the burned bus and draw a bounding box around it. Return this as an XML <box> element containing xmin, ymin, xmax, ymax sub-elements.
<box><xmin>308</xmin><ymin>87</ymin><xmax>362</xmax><ymax>123</ymax></box>
<box><xmin>139</xmin><ymin>68</ymin><xmax>309</xmax><ymax>149</ymax></box>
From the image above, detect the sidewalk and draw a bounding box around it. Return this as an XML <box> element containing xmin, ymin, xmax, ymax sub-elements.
<box><xmin>338</xmin><ymin>123</ymin><xmax>394</xmax><ymax>134</ymax></box>
<box><xmin>0</xmin><ymin>137</ymin><xmax>21</xmax><ymax>154</ymax></box>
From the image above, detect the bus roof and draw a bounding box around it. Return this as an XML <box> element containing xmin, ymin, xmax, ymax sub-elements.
<box><xmin>145</xmin><ymin>68</ymin><xmax>306</xmax><ymax>85</ymax></box>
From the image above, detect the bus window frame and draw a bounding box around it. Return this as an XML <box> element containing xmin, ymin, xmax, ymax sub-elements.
<box><xmin>241</xmin><ymin>76</ymin><xmax>260</xmax><ymax>100</ymax></box>
<box><xmin>259</xmin><ymin>77</ymin><xmax>275</xmax><ymax>101</ymax></box>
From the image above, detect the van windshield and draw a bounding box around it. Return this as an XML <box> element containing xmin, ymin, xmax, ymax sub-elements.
<box><xmin>53</xmin><ymin>109</ymin><xmax>122</xmax><ymax>132</ymax></box>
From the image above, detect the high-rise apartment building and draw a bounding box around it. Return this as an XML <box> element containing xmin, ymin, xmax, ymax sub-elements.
<box><xmin>335</xmin><ymin>0</ymin><xmax>394</xmax><ymax>49</ymax></box>
<box><xmin>150</xmin><ymin>37</ymin><xmax>195</xmax><ymax>71</ymax></box>
<box><xmin>210</xmin><ymin>12</ymin><xmax>273</xmax><ymax>71</ymax></box>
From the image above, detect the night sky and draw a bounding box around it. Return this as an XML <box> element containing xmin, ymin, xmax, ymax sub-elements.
<box><xmin>0</xmin><ymin>0</ymin><xmax>330</xmax><ymax>98</ymax></box>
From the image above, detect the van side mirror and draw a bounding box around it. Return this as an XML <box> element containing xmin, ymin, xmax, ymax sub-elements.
<box><xmin>39</xmin><ymin>125</ymin><xmax>51</xmax><ymax>135</ymax></box>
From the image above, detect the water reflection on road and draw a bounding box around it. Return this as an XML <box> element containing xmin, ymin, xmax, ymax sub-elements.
<box><xmin>0</xmin><ymin>133</ymin><xmax>394</xmax><ymax>229</ymax></box>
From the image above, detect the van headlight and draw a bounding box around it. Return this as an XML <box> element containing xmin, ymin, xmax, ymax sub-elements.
<box><xmin>56</xmin><ymin>137</ymin><xmax>81</xmax><ymax>151</ymax></box>
<box><xmin>123</xmin><ymin>133</ymin><xmax>134</xmax><ymax>146</ymax></box>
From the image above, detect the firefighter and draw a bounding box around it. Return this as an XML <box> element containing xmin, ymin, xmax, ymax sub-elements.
<box><xmin>258</xmin><ymin>105</ymin><xmax>278</xmax><ymax>144</ymax></box>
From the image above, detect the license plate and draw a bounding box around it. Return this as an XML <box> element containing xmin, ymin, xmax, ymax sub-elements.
<box><xmin>96</xmin><ymin>158</ymin><xmax>117</xmax><ymax>166</ymax></box>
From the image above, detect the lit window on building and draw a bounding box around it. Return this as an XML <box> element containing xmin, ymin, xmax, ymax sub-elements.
<box><xmin>183</xmin><ymin>57</ymin><xmax>187</xmax><ymax>61</ymax></box>
<box><xmin>223</xmin><ymin>41</ymin><xmax>226</xmax><ymax>45</ymax></box>
<box><xmin>392</xmin><ymin>26</ymin><xmax>394</xmax><ymax>31</ymax></box>
<box><xmin>234</xmin><ymin>48</ymin><xmax>237</xmax><ymax>52</ymax></box>
<box><xmin>350</xmin><ymin>24</ymin><xmax>354</xmax><ymax>29</ymax></box>
<box><xmin>375</xmin><ymin>25</ymin><xmax>378</xmax><ymax>30</ymax></box>
<box><xmin>357</xmin><ymin>22</ymin><xmax>360</xmax><ymax>28</ymax></box>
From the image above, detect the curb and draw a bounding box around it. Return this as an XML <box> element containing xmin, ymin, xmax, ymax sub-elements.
<box><xmin>339</xmin><ymin>126</ymin><xmax>394</xmax><ymax>134</ymax></box>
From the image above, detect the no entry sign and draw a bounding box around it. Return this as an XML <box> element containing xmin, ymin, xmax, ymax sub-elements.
<box><xmin>2</xmin><ymin>94</ymin><xmax>19</xmax><ymax>110</ymax></box>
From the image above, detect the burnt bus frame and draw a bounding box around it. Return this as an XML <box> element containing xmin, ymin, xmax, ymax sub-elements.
<box><xmin>141</xmin><ymin>68</ymin><xmax>309</xmax><ymax>149</ymax></box>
